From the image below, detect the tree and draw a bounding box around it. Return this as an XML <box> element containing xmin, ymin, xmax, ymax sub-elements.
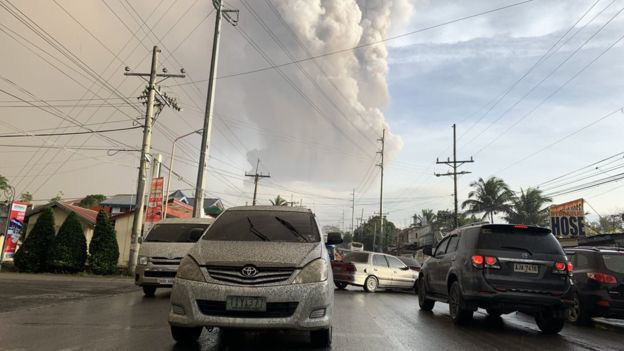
<box><xmin>504</xmin><ymin>188</ymin><xmax>552</xmax><ymax>226</ymax></box>
<box><xmin>0</xmin><ymin>174</ymin><xmax>9</xmax><ymax>191</ymax></box>
<box><xmin>19</xmin><ymin>192</ymin><xmax>33</xmax><ymax>202</ymax></box>
<box><xmin>78</xmin><ymin>194</ymin><xmax>106</xmax><ymax>209</ymax></box>
<box><xmin>589</xmin><ymin>216</ymin><xmax>624</xmax><ymax>234</ymax></box>
<box><xmin>88</xmin><ymin>210</ymin><xmax>119</xmax><ymax>275</ymax></box>
<box><xmin>353</xmin><ymin>216</ymin><xmax>397</xmax><ymax>252</ymax></box>
<box><xmin>14</xmin><ymin>207</ymin><xmax>56</xmax><ymax>272</ymax></box>
<box><xmin>270</xmin><ymin>195</ymin><xmax>288</xmax><ymax>206</ymax></box>
<box><xmin>48</xmin><ymin>212</ymin><xmax>87</xmax><ymax>273</ymax></box>
<box><xmin>50</xmin><ymin>191</ymin><xmax>64</xmax><ymax>202</ymax></box>
<box><xmin>462</xmin><ymin>177</ymin><xmax>514</xmax><ymax>223</ymax></box>
<box><xmin>414</xmin><ymin>209</ymin><xmax>436</xmax><ymax>226</ymax></box>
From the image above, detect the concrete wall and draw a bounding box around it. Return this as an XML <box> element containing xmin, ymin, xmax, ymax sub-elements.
<box><xmin>114</xmin><ymin>215</ymin><xmax>133</xmax><ymax>267</ymax></box>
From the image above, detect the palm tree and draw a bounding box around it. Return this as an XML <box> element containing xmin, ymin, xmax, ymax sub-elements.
<box><xmin>414</xmin><ymin>209</ymin><xmax>436</xmax><ymax>226</ymax></box>
<box><xmin>504</xmin><ymin>187</ymin><xmax>552</xmax><ymax>226</ymax></box>
<box><xmin>270</xmin><ymin>195</ymin><xmax>288</xmax><ymax>206</ymax></box>
<box><xmin>462</xmin><ymin>177</ymin><xmax>513</xmax><ymax>223</ymax></box>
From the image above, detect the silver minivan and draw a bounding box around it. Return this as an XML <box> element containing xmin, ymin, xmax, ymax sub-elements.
<box><xmin>135</xmin><ymin>217</ymin><xmax>214</xmax><ymax>296</ymax></box>
<box><xmin>168</xmin><ymin>206</ymin><xmax>342</xmax><ymax>347</ymax></box>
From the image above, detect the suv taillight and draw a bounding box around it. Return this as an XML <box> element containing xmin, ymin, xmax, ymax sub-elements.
<box><xmin>484</xmin><ymin>256</ymin><xmax>500</xmax><ymax>269</ymax></box>
<box><xmin>553</xmin><ymin>261</ymin><xmax>567</xmax><ymax>274</ymax></box>
<box><xmin>587</xmin><ymin>272</ymin><xmax>617</xmax><ymax>284</ymax></box>
<box><xmin>472</xmin><ymin>255</ymin><xmax>484</xmax><ymax>268</ymax></box>
<box><xmin>567</xmin><ymin>262</ymin><xmax>573</xmax><ymax>273</ymax></box>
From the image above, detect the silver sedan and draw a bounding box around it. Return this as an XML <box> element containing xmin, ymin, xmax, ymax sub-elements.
<box><xmin>332</xmin><ymin>251</ymin><xmax>418</xmax><ymax>293</ymax></box>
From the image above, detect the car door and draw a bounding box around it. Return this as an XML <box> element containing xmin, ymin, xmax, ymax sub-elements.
<box><xmin>437</xmin><ymin>235</ymin><xmax>460</xmax><ymax>291</ymax></box>
<box><xmin>429</xmin><ymin>237</ymin><xmax>451</xmax><ymax>294</ymax></box>
<box><xmin>386</xmin><ymin>255</ymin><xmax>415</xmax><ymax>288</ymax></box>
<box><xmin>371</xmin><ymin>254</ymin><xmax>393</xmax><ymax>287</ymax></box>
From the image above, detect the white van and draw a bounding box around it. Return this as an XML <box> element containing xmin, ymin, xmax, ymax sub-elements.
<box><xmin>135</xmin><ymin>217</ymin><xmax>214</xmax><ymax>296</ymax></box>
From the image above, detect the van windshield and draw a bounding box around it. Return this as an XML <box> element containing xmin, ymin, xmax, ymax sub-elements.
<box><xmin>145</xmin><ymin>223</ymin><xmax>210</xmax><ymax>243</ymax></box>
<box><xmin>478</xmin><ymin>228</ymin><xmax>564</xmax><ymax>255</ymax></box>
<box><xmin>203</xmin><ymin>210</ymin><xmax>320</xmax><ymax>242</ymax></box>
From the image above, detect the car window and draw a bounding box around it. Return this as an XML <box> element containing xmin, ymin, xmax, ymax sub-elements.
<box><xmin>343</xmin><ymin>252</ymin><xmax>369</xmax><ymax>263</ymax></box>
<box><xmin>144</xmin><ymin>223</ymin><xmax>210</xmax><ymax>243</ymax></box>
<box><xmin>446</xmin><ymin>236</ymin><xmax>459</xmax><ymax>254</ymax></box>
<box><xmin>602</xmin><ymin>254</ymin><xmax>624</xmax><ymax>273</ymax></box>
<box><xmin>203</xmin><ymin>210</ymin><xmax>320</xmax><ymax>242</ymax></box>
<box><xmin>386</xmin><ymin>256</ymin><xmax>406</xmax><ymax>269</ymax></box>
<box><xmin>477</xmin><ymin>228</ymin><xmax>564</xmax><ymax>255</ymax></box>
<box><xmin>434</xmin><ymin>238</ymin><xmax>450</xmax><ymax>257</ymax></box>
<box><xmin>373</xmin><ymin>254</ymin><xmax>389</xmax><ymax>267</ymax></box>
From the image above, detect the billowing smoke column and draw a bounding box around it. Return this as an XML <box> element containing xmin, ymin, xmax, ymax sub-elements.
<box><xmin>242</xmin><ymin>0</ymin><xmax>411</xmax><ymax>190</ymax></box>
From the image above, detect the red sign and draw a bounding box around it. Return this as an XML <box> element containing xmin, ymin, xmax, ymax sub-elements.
<box><xmin>3</xmin><ymin>202</ymin><xmax>28</xmax><ymax>259</ymax></box>
<box><xmin>145</xmin><ymin>177</ymin><xmax>164</xmax><ymax>222</ymax></box>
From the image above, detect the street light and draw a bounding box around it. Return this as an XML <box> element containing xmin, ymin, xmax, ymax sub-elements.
<box><xmin>164</xmin><ymin>130</ymin><xmax>202</xmax><ymax>217</ymax></box>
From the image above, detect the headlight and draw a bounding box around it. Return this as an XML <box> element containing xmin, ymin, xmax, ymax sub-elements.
<box><xmin>138</xmin><ymin>255</ymin><xmax>149</xmax><ymax>265</ymax></box>
<box><xmin>293</xmin><ymin>258</ymin><xmax>328</xmax><ymax>284</ymax></box>
<box><xmin>176</xmin><ymin>255</ymin><xmax>206</xmax><ymax>282</ymax></box>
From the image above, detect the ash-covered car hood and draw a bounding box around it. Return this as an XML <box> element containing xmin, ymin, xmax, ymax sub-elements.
<box><xmin>139</xmin><ymin>242</ymin><xmax>196</xmax><ymax>259</ymax></box>
<box><xmin>188</xmin><ymin>241</ymin><xmax>322</xmax><ymax>268</ymax></box>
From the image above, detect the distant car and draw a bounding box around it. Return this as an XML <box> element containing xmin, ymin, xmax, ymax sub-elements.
<box><xmin>168</xmin><ymin>206</ymin><xmax>342</xmax><ymax>347</ymax></box>
<box><xmin>135</xmin><ymin>218</ymin><xmax>214</xmax><ymax>296</ymax></box>
<box><xmin>331</xmin><ymin>251</ymin><xmax>418</xmax><ymax>293</ymax></box>
<box><xmin>418</xmin><ymin>224</ymin><xmax>573</xmax><ymax>334</ymax></box>
<box><xmin>349</xmin><ymin>242</ymin><xmax>364</xmax><ymax>251</ymax></box>
<box><xmin>565</xmin><ymin>246</ymin><xmax>624</xmax><ymax>324</ymax></box>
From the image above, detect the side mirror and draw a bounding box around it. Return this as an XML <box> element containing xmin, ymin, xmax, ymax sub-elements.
<box><xmin>401</xmin><ymin>266</ymin><xmax>409</xmax><ymax>271</ymax></box>
<box><xmin>326</xmin><ymin>232</ymin><xmax>343</xmax><ymax>245</ymax></box>
<box><xmin>423</xmin><ymin>245</ymin><xmax>433</xmax><ymax>256</ymax></box>
<box><xmin>189</xmin><ymin>228</ymin><xmax>205</xmax><ymax>242</ymax></box>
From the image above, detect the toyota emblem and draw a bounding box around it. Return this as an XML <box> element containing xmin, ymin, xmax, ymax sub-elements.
<box><xmin>521</xmin><ymin>253</ymin><xmax>529</xmax><ymax>259</ymax></box>
<box><xmin>241</xmin><ymin>265</ymin><xmax>258</xmax><ymax>277</ymax></box>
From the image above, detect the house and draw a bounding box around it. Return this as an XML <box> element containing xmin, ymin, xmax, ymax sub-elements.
<box><xmin>101</xmin><ymin>190</ymin><xmax>224</xmax><ymax>217</ymax></box>
<box><xmin>167</xmin><ymin>190</ymin><xmax>224</xmax><ymax>217</ymax></box>
<box><xmin>100</xmin><ymin>194</ymin><xmax>137</xmax><ymax>215</ymax></box>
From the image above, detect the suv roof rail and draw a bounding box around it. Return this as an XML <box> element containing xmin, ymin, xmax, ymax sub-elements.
<box><xmin>458</xmin><ymin>221</ymin><xmax>489</xmax><ymax>229</ymax></box>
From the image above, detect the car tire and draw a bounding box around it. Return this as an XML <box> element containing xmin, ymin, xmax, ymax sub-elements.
<box><xmin>449</xmin><ymin>282</ymin><xmax>473</xmax><ymax>325</ymax></box>
<box><xmin>413</xmin><ymin>280</ymin><xmax>419</xmax><ymax>295</ymax></box>
<box><xmin>364</xmin><ymin>276</ymin><xmax>378</xmax><ymax>293</ymax></box>
<box><xmin>310</xmin><ymin>327</ymin><xmax>332</xmax><ymax>347</ymax></box>
<box><xmin>335</xmin><ymin>281</ymin><xmax>348</xmax><ymax>290</ymax></box>
<box><xmin>535</xmin><ymin>310</ymin><xmax>565</xmax><ymax>334</ymax></box>
<box><xmin>568</xmin><ymin>293</ymin><xmax>592</xmax><ymax>325</ymax></box>
<box><xmin>170</xmin><ymin>325</ymin><xmax>202</xmax><ymax>344</ymax></box>
<box><xmin>142</xmin><ymin>286</ymin><xmax>156</xmax><ymax>297</ymax></box>
<box><xmin>418</xmin><ymin>277</ymin><xmax>435</xmax><ymax>311</ymax></box>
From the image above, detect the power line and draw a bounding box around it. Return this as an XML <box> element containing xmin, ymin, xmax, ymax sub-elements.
<box><xmin>0</xmin><ymin>125</ymin><xmax>142</xmax><ymax>138</ymax></box>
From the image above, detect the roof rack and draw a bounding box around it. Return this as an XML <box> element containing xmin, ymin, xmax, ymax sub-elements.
<box><xmin>458</xmin><ymin>221</ymin><xmax>489</xmax><ymax>229</ymax></box>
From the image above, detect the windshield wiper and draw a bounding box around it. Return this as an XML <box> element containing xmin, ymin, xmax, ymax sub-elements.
<box><xmin>501</xmin><ymin>246</ymin><xmax>533</xmax><ymax>255</ymax></box>
<box><xmin>274</xmin><ymin>216</ymin><xmax>308</xmax><ymax>242</ymax></box>
<box><xmin>247</xmin><ymin>218</ymin><xmax>270</xmax><ymax>241</ymax></box>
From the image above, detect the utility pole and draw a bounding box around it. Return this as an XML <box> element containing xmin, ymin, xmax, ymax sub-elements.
<box><xmin>194</xmin><ymin>0</ymin><xmax>239</xmax><ymax>218</ymax></box>
<box><xmin>375</xmin><ymin>129</ymin><xmax>385</xmax><ymax>252</ymax></box>
<box><xmin>125</xmin><ymin>46</ymin><xmax>185</xmax><ymax>275</ymax></box>
<box><xmin>245</xmin><ymin>159</ymin><xmax>270</xmax><ymax>206</ymax></box>
<box><xmin>435</xmin><ymin>124</ymin><xmax>474</xmax><ymax>229</ymax></box>
<box><xmin>351</xmin><ymin>189</ymin><xmax>355</xmax><ymax>234</ymax></box>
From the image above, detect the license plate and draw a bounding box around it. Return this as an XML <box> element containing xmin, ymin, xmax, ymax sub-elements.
<box><xmin>157</xmin><ymin>278</ymin><xmax>174</xmax><ymax>285</ymax></box>
<box><xmin>513</xmin><ymin>263</ymin><xmax>539</xmax><ymax>274</ymax></box>
<box><xmin>226</xmin><ymin>296</ymin><xmax>266</xmax><ymax>312</ymax></box>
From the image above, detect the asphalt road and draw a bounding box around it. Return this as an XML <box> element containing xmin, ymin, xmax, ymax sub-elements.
<box><xmin>0</xmin><ymin>275</ymin><xmax>622</xmax><ymax>351</ymax></box>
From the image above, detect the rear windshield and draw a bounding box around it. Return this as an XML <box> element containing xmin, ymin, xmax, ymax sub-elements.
<box><xmin>478</xmin><ymin>229</ymin><xmax>564</xmax><ymax>255</ymax></box>
<box><xmin>203</xmin><ymin>210</ymin><xmax>320</xmax><ymax>242</ymax></box>
<box><xmin>602</xmin><ymin>254</ymin><xmax>624</xmax><ymax>273</ymax></box>
<box><xmin>145</xmin><ymin>223</ymin><xmax>209</xmax><ymax>243</ymax></box>
<box><xmin>343</xmin><ymin>252</ymin><xmax>369</xmax><ymax>263</ymax></box>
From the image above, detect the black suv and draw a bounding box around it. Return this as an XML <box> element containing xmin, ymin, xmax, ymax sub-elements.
<box><xmin>418</xmin><ymin>223</ymin><xmax>574</xmax><ymax>334</ymax></box>
<box><xmin>565</xmin><ymin>246</ymin><xmax>624</xmax><ymax>324</ymax></box>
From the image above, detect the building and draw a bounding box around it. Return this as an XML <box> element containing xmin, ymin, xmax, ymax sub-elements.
<box><xmin>101</xmin><ymin>190</ymin><xmax>224</xmax><ymax>217</ymax></box>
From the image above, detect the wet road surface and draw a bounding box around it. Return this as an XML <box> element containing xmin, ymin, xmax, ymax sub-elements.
<box><xmin>0</xmin><ymin>276</ymin><xmax>622</xmax><ymax>350</ymax></box>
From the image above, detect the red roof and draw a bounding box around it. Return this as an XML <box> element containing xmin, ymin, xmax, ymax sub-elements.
<box><xmin>58</xmin><ymin>202</ymin><xmax>98</xmax><ymax>224</ymax></box>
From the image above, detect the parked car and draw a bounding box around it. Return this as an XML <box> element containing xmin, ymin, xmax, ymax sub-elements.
<box><xmin>349</xmin><ymin>241</ymin><xmax>364</xmax><ymax>251</ymax></box>
<box><xmin>565</xmin><ymin>246</ymin><xmax>624</xmax><ymax>324</ymax></box>
<box><xmin>398</xmin><ymin>256</ymin><xmax>421</xmax><ymax>272</ymax></box>
<box><xmin>168</xmin><ymin>206</ymin><xmax>342</xmax><ymax>347</ymax></box>
<box><xmin>418</xmin><ymin>223</ymin><xmax>574</xmax><ymax>334</ymax></box>
<box><xmin>332</xmin><ymin>251</ymin><xmax>418</xmax><ymax>292</ymax></box>
<box><xmin>135</xmin><ymin>217</ymin><xmax>214</xmax><ymax>296</ymax></box>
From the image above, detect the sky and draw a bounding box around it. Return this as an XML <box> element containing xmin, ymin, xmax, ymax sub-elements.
<box><xmin>1</xmin><ymin>0</ymin><xmax>624</xmax><ymax>229</ymax></box>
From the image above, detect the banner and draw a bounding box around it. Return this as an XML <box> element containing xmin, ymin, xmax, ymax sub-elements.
<box><xmin>145</xmin><ymin>177</ymin><xmax>164</xmax><ymax>222</ymax></box>
<box><xmin>549</xmin><ymin>199</ymin><xmax>585</xmax><ymax>237</ymax></box>
<box><xmin>3</xmin><ymin>202</ymin><xmax>28</xmax><ymax>259</ymax></box>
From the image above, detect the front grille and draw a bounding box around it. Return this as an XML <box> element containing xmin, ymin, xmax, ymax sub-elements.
<box><xmin>205</xmin><ymin>265</ymin><xmax>295</xmax><ymax>285</ymax></box>
<box><xmin>151</xmin><ymin>257</ymin><xmax>182</xmax><ymax>266</ymax></box>
<box><xmin>143</xmin><ymin>270</ymin><xmax>177</xmax><ymax>278</ymax></box>
<box><xmin>196</xmin><ymin>300</ymin><xmax>298</xmax><ymax>318</ymax></box>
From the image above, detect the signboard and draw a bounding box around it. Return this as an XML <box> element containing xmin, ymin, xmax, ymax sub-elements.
<box><xmin>549</xmin><ymin>199</ymin><xmax>585</xmax><ymax>237</ymax></box>
<box><xmin>145</xmin><ymin>177</ymin><xmax>164</xmax><ymax>222</ymax></box>
<box><xmin>3</xmin><ymin>202</ymin><xmax>28</xmax><ymax>259</ymax></box>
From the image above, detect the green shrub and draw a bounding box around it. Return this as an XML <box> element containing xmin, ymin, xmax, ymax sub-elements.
<box><xmin>48</xmin><ymin>212</ymin><xmax>87</xmax><ymax>273</ymax></box>
<box><xmin>88</xmin><ymin>210</ymin><xmax>119</xmax><ymax>275</ymax></box>
<box><xmin>14</xmin><ymin>207</ymin><xmax>55</xmax><ymax>273</ymax></box>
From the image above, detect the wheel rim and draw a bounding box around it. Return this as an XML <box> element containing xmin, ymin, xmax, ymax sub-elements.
<box><xmin>449</xmin><ymin>286</ymin><xmax>459</xmax><ymax>318</ymax></box>
<box><xmin>367</xmin><ymin>277</ymin><xmax>377</xmax><ymax>291</ymax></box>
<box><xmin>569</xmin><ymin>296</ymin><xmax>580</xmax><ymax>322</ymax></box>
